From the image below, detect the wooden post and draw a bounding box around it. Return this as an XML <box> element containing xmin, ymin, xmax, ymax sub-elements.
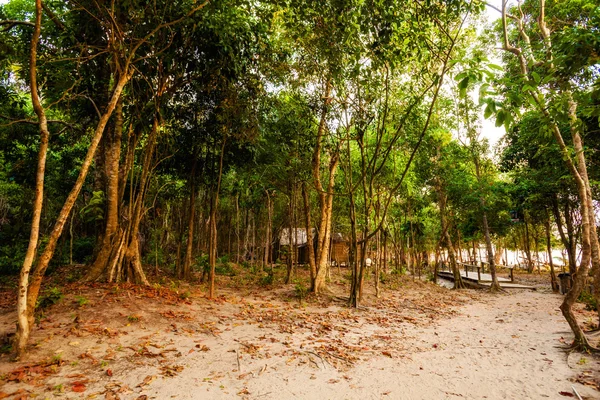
<box><xmin>510</xmin><ymin>267</ymin><xmax>514</xmax><ymax>282</ymax></box>
<box><xmin>477</xmin><ymin>266</ymin><xmax>481</xmax><ymax>281</ymax></box>
<box><xmin>464</xmin><ymin>264</ymin><xmax>468</xmax><ymax>278</ymax></box>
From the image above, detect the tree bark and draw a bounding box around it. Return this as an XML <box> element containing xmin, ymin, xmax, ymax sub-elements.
<box><xmin>87</xmin><ymin>96</ymin><xmax>124</xmax><ymax>280</ymax></box>
<box><xmin>545</xmin><ymin>209</ymin><xmax>559</xmax><ymax>292</ymax></box>
<box><xmin>310</xmin><ymin>79</ymin><xmax>338</xmax><ymax>294</ymax></box>
<box><xmin>182</xmin><ymin>159</ymin><xmax>198</xmax><ymax>280</ymax></box>
<box><xmin>18</xmin><ymin>63</ymin><xmax>133</xmax><ymax>357</ymax></box>
<box><xmin>208</xmin><ymin>139</ymin><xmax>226</xmax><ymax>299</ymax></box>
<box><xmin>15</xmin><ymin>0</ymin><xmax>49</xmax><ymax>358</ymax></box>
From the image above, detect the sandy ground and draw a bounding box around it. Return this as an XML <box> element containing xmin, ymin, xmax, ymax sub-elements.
<box><xmin>1</xmin><ymin>272</ymin><xmax>599</xmax><ymax>400</ymax></box>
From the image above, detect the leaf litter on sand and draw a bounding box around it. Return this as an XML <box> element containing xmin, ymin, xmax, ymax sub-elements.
<box><xmin>0</xmin><ymin>271</ymin><xmax>496</xmax><ymax>398</ymax></box>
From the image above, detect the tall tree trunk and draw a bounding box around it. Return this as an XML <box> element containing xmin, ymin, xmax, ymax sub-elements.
<box><xmin>523</xmin><ymin>214</ymin><xmax>534</xmax><ymax>273</ymax></box>
<box><xmin>16</xmin><ymin>0</ymin><xmax>50</xmax><ymax>358</ymax></box>
<box><xmin>87</xmin><ymin>96</ymin><xmax>124</xmax><ymax>280</ymax></box>
<box><xmin>285</xmin><ymin>183</ymin><xmax>295</xmax><ymax>284</ymax></box>
<box><xmin>182</xmin><ymin>160</ymin><xmax>197</xmax><ymax>280</ymax></box>
<box><xmin>473</xmin><ymin>157</ymin><xmax>500</xmax><ymax>291</ymax></box>
<box><xmin>551</xmin><ymin>195</ymin><xmax>577</xmax><ymax>275</ymax></box>
<box><xmin>545</xmin><ymin>209</ymin><xmax>559</xmax><ymax>292</ymax></box>
<box><xmin>436</xmin><ymin>178</ymin><xmax>464</xmax><ymax>289</ymax></box>
<box><xmin>208</xmin><ymin>139</ymin><xmax>226</xmax><ymax>299</ymax></box>
<box><xmin>302</xmin><ymin>182</ymin><xmax>317</xmax><ymax>289</ymax></box>
<box><xmin>18</xmin><ymin>63</ymin><xmax>133</xmax><ymax>357</ymax></box>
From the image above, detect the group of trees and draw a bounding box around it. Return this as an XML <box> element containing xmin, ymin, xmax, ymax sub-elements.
<box><xmin>0</xmin><ymin>0</ymin><xmax>598</xmax><ymax>355</ymax></box>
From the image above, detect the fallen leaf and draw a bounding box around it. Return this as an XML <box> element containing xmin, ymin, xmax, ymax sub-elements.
<box><xmin>107</xmin><ymin>369</ymin><xmax>113</xmax><ymax>376</ymax></box>
<box><xmin>559</xmin><ymin>391</ymin><xmax>574</xmax><ymax>397</ymax></box>
<box><xmin>72</xmin><ymin>383</ymin><xmax>86</xmax><ymax>392</ymax></box>
<box><xmin>137</xmin><ymin>375</ymin><xmax>156</xmax><ymax>387</ymax></box>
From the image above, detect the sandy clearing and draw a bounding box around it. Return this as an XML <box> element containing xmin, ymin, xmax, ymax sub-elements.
<box><xmin>2</xmin><ymin>277</ymin><xmax>599</xmax><ymax>400</ymax></box>
<box><xmin>103</xmin><ymin>290</ymin><xmax>599</xmax><ymax>400</ymax></box>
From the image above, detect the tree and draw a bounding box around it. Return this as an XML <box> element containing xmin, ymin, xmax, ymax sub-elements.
<box><xmin>495</xmin><ymin>0</ymin><xmax>600</xmax><ymax>349</ymax></box>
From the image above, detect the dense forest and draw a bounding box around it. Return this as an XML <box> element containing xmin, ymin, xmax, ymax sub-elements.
<box><xmin>0</xmin><ymin>0</ymin><xmax>599</xmax><ymax>359</ymax></box>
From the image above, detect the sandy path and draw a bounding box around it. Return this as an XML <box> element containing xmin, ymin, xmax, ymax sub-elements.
<box><xmin>124</xmin><ymin>290</ymin><xmax>598</xmax><ymax>400</ymax></box>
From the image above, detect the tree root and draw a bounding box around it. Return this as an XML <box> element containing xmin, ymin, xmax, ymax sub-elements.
<box><xmin>560</xmin><ymin>339</ymin><xmax>600</xmax><ymax>354</ymax></box>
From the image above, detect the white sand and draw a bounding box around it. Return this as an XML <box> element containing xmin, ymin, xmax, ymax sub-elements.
<box><xmin>4</xmin><ymin>284</ymin><xmax>599</xmax><ymax>399</ymax></box>
<box><xmin>101</xmin><ymin>290</ymin><xmax>598</xmax><ymax>399</ymax></box>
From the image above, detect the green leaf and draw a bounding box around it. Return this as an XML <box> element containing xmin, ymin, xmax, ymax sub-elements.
<box><xmin>483</xmin><ymin>104</ymin><xmax>493</xmax><ymax>119</ymax></box>
<box><xmin>487</xmin><ymin>63</ymin><xmax>504</xmax><ymax>71</ymax></box>
<box><xmin>495</xmin><ymin>110</ymin><xmax>506</xmax><ymax>127</ymax></box>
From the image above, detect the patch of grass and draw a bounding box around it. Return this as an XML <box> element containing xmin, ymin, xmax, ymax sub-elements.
<box><xmin>53</xmin><ymin>384</ymin><xmax>64</xmax><ymax>393</ymax></box>
<box><xmin>0</xmin><ymin>343</ymin><xmax>12</xmax><ymax>354</ymax></box>
<box><xmin>75</xmin><ymin>295</ymin><xmax>89</xmax><ymax>307</ymax></box>
<box><xmin>51</xmin><ymin>353</ymin><xmax>62</xmax><ymax>364</ymax></box>
<box><xmin>127</xmin><ymin>314</ymin><xmax>141</xmax><ymax>323</ymax></box>
<box><xmin>179</xmin><ymin>290</ymin><xmax>191</xmax><ymax>300</ymax></box>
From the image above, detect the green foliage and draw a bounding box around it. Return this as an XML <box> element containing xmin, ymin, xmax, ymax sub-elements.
<box><xmin>195</xmin><ymin>254</ymin><xmax>209</xmax><ymax>273</ymax></box>
<box><xmin>259</xmin><ymin>270</ymin><xmax>274</xmax><ymax>286</ymax></box>
<box><xmin>578</xmin><ymin>288</ymin><xmax>598</xmax><ymax>311</ymax></box>
<box><xmin>294</xmin><ymin>281</ymin><xmax>308</xmax><ymax>302</ymax></box>
<box><xmin>36</xmin><ymin>287</ymin><xmax>63</xmax><ymax>309</ymax></box>
<box><xmin>74</xmin><ymin>295</ymin><xmax>88</xmax><ymax>307</ymax></box>
<box><xmin>215</xmin><ymin>259</ymin><xmax>235</xmax><ymax>276</ymax></box>
<box><xmin>79</xmin><ymin>191</ymin><xmax>105</xmax><ymax>223</ymax></box>
<box><xmin>127</xmin><ymin>314</ymin><xmax>141</xmax><ymax>323</ymax></box>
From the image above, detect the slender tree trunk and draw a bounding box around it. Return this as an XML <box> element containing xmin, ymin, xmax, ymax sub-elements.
<box><xmin>473</xmin><ymin>157</ymin><xmax>500</xmax><ymax>291</ymax></box>
<box><xmin>523</xmin><ymin>214</ymin><xmax>534</xmax><ymax>273</ymax></box>
<box><xmin>236</xmin><ymin>194</ymin><xmax>241</xmax><ymax>265</ymax></box>
<box><xmin>208</xmin><ymin>139</ymin><xmax>226</xmax><ymax>299</ymax></box>
<box><xmin>87</xmin><ymin>96</ymin><xmax>124</xmax><ymax>280</ymax></box>
<box><xmin>435</xmin><ymin>177</ymin><xmax>464</xmax><ymax>289</ymax></box>
<box><xmin>18</xmin><ymin>65</ymin><xmax>133</xmax><ymax>357</ymax></box>
<box><xmin>286</xmin><ymin>183</ymin><xmax>295</xmax><ymax>284</ymax></box>
<box><xmin>545</xmin><ymin>210</ymin><xmax>559</xmax><ymax>292</ymax></box>
<box><xmin>264</xmin><ymin>190</ymin><xmax>272</xmax><ymax>269</ymax></box>
<box><xmin>302</xmin><ymin>182</ymin><xmax>317</xmax><ymax>289</ymax></box>
<box><xmin>182</xmin><ymin>160</ymin><xmax>197</xmax><ymax>280</ymax></box>
<box><xmin>16</xmin><ymin>0</ymin><xmax>49</xmax><ymax>358</ymax></box>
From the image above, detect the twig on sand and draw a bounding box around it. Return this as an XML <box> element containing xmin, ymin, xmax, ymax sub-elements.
<box><xmin>259</xmin><ymin>364</ymin><xmax>268</xmax><ymax>375</ymax></box>
<box><xmin>322</xmin><ymin>349</ymin><xmax>355</xmax><ymax>366</ymax></box>
<box><xmin>572</xmin><ymin>386</ymin><xmax>583</xmax><ymax>400</ymax></box>
<box><xmin>305</xmin><ymin>351</ymin><xmax>327</xmax><ymax>369</ymax></box>
<box><xmin>236</xmin><ymin>349</ymin><xmax>241</xmax><ymax>372</ymax></box>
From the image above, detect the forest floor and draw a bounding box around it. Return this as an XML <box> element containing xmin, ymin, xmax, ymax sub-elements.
<box><xmin>1</xmin><ymin>265</ymin><xmax>599</xmax><ymax>399</ymax></box>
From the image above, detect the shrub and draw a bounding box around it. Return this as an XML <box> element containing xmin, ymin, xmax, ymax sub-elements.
<box><xmin>294</xmin><ymin>281</ymin><xmax>308</xmax><ymax>302</ymax></box>
<box><xmin>37</xmin><ymin>287</ymin><xmax>63</xmax><ymax>309</ymax></box>
<box><xmin>578</xmin><ymin>288</ymin><xmax>598</xmax><ymax>311</ymax></box>
<box><xmin>259</xmin><ymin>272</ymin><xmax>274</xmax><ymax>286</ymax></box>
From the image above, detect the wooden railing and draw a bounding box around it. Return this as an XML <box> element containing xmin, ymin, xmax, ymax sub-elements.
<box><xmin>439</xmin><ymin>262</ymin><xmax>515</xmax><ymax>282</ymax></box>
